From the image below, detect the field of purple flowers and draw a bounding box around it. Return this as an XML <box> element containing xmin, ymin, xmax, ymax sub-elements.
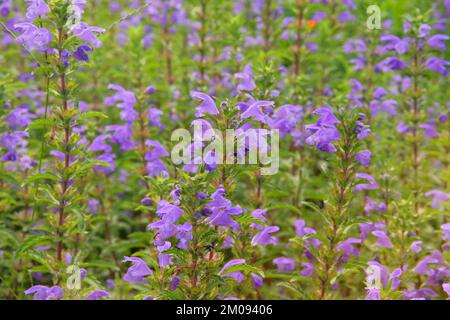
<box><xmin>0</xmin><ymin>0</ymin><xmax>449</xmax><ymax>300</ymax></box>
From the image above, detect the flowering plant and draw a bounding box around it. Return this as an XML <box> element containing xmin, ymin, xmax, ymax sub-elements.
<box><xmin>0</xmin><ymin>0</ymin><xmax>448</xmax><ymax>300</ymax></box>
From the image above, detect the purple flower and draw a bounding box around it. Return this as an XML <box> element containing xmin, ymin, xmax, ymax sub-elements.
<box><xmin>169</xmin><ymin>276</ymin><xmax>180</xmax><ymax>290</ymax></box>
<box><xmin>251</xmin><ymin>209</ymin><xmax>267</xmax><ymax>224</ymax></box>
<box><xmin>443</xmin><ymin>283</ymin><xmax>450</xmax><ymax>298</ymax></box>
<box><xmin>396</xmin><ymin>122</ymin><xmax>412</xmax><ymax>134</ymax></box>
<box><xmin>442</xmin><ymin>223</ymin><xmax>450</xmax><ymax>242</ymax></box>
<box><xmin>235</xmin><ymin>64</ymin><xmax>256</xmax><ymax>92</ymax></box>
<box><xmin>425</xmin><ymin>58</ymin><xmax>450</xmax><ymax>76</ymax></box>
<box><xmin>0</xmin><ymin>0</ymin><xmax>12</xmax><ymax>17</ymax></box>
<box><xmin>148</xmin><ymin>200</ymin><xmax>183</xmax><ymax>240</ymax></box>
<box><xmin>367</xmin><ymin>261</ymin><xmax>389</xmax><ymax>286</ymax></box>
<box><xmin>336</xmin><ymin>11</ymin><xmax>355</xmax><ymax>23</ymax></box>
<box><xmin>273</xmin><ymin>257</ymin><xmax>296</xmax><ymax>273</ymax></box>
<box><xmin>414</xmin><ymin>256</ymin><xmax>439</xmax><ymax>275</ymax></box>
<box><xmin>252</xmin><ymin>273</ymin><xmax>263</xmax><ymax>289</ymax></box>
<box><xmin>204</xmin><ymin>150</ymin><xmax>218</xmax><ymax>172</ymax></box>
<box><xmin>425</xmin><ymin>190</ymin><xmax>449</xmax><ymax>209</ymax></box>
<box><xmin>305</xmin><ymin>107</ymin><xmax>340</xmax><ymax>152</ymax></box>
<box><xmin>294</xmin><ymin>219</ymin><xmax>321</xmax><ymax>248</ymax></box>
<box><xmin>205</xmin><ymin>185</ymin><xmax>242</xmax><ymax>231</ymax></box>
<box><xmin>176</xmin><ymin>223</ymin><xmax>193</xmax><ymax>249</ymax></box>
<box><xmin>145</xmin><ymin>140</ymin><xmax>169</xmax><ymax>160</ymax></box>
<box><xmin>389</xmin><ymin>268</ymin><xmax>402</xmax><ymax>289</ymax></box>
<box><xmin>197</xmin><ymin>192</ymin><xmax>207</xmax><ymax>200</ymax></box>
<box><xmin>419</xmin><ymin>123</ymin><xmax>438</xmax><ymax>138</ymax></box>
<box><xmin>73</xmin><ymin>45</ymin><xmax>93</xmax><ymax>62</ymax></box>
<box><xmin>25</xmin><ymin>0</ymin><xmax>50</xmax><ymax>20</ymax></box>
<box><xmin>93</xmin><ymin>153</ymin><xmax>116</xmax><ymax>175</ymax></box>
<box><xmin>71</xmin><ymin>22</ymin><xmax>105</xmax><ymax>48</ymax></box>
<box><xmin>372</xmin><ymin>230</ymin><xmax>393</xmax><ymax>248</ymax></box>
<box><xmin>379</xmin><ymin>99</ymin><xmax>397</xmax><ymax>115</ymax></box>
<box><xmin>24</xmin><ymin>285</ymin><xmax>63</xmax><ymax>300</ymax></box>
<box><xmin>251</xmin><ymin>226</ymin><xmax>279</xmax><ymax>246</ymax></box>
<box><xmin>71</xmin><ymin>0</ymin><xmax>87</xmax><ymax>17</ymax></box>
<box><xmin>409</xmin><ymin>241</ymin><xmax>422</xmax><ymax>253</ymax></box>
<box><xmin>158</xmin><ymin>253</ymin><xmax>173</xmax><ymax>268</ymax></box>
<box><xmin>105</xmin><ymin>124</ymin><xmax>136</xmax><ymax>151</ymax></box>
<box><xmin>240</xmin><ymin>101</ymin><xmax>274</xmax><ymax>124</ymax></box>
<box><xmin>141</xmin><ymin>197</ymin><xmax>153</xmax><ymax>206</ymax></box>
<box><xmin>350</xmin><ymin>79</ymin><xmax>363</xmax><ymax>93</ymax></box>
<box><xmin>364</xmin><ymin>197</ymin><xmax>386</xmax><ymax>214</ymax></box>
<box><xmin>145</xmin><ymin>140</ymin><xmax>168</xmax><ymax>177</ymax></box>
<box><xmin>403</xmin><ymin>288</ymin><xmax>438</xmax><ymax>300</ymax></box>
<box><xmin>385</xmin><ymin>57</ymin><xmax>407</xmax><ymax>71</ymax></box>
<box><xmin>14</xmin><ymin>23</ymin><xmax>52</xmax><ymax>51</ymax></box>
<box><xmin>354</xmin><ymin>173</ymin><xmax>379</xmax><ymax>192</ymax></box>
<box><xmin>88</xmin><ymin>134</ymin><xmax>111</xmax><ymax>153</ymax></box>
<box><xmin>146</xmin><ymin>158</ymin><xmax>168</xmax><ymax>177</ymax></box>
<box><xmin>148</xmin><ymin>108</ymin><xmax>163</xmax><ymax>129</ymax></box>
<box><xmin>5</xmin><ymin>107</ymin><xmax>34</xmax><ymax>129</ymax></box>
<box><xmin>300</xmin><ymin>262</ymin><xmax>314</xmax><ymax>277</ymax></box>
<box><xmin>373</xmin><ymin>87</ymin><xmax>387</xmax><ymax>99</ymax></box>
<box><xmin>86</xmin><ymin>290</ymin><xmax>110</xmax><ymax>300</ymax></box>
<box><xmin>219</xmin><ymin>259</ymin><xmax>246</xmax><ymax>283</ymax></box>
<box><xmin>269</xmin><ymin>104</ymin><xmax>303</xmax><ymax>137</ymax></box>
<box><xmin>418</xmin><ymin>23</ymin><xmax>431</xmax><ymax>38</ymax></box>
<box><xmin>380</xmin><ymin>35</ymin><xmax>409</xmax><ymax>54</ymax></box>
<box><xmin>350</xmin><ymin>54</ymin><xmax>366</xmax><ymax>70</ymax></box>
<box><xmin>105</xmin><ymin>84</ymin><xmax>137</xmax><ymax>123</ymax></box>
<box><xmin>365</xmin><ymin>287</ymin><xmax>381</xmax><ymax>300</ymax></box>
<box><xmin>123</xmin><ymin>257</ymin><xmax>152</xmax><ymax>284</ymax></box>
<box><xmin>355</xmin><ymin>150</ymin><xmax>371</xmax><ymax>167</ymax></box>
<box><xmin>191</xmin><ymin>92</ymin><xmax>219</xmax><ymax>117</ymax></box>
<box><xmin>427</xmin><ymin>34</ymin><xmax>449</xmax><ymax>51</ymax></box>
<box><xmin>88</xmin><ymin>198</ymin><xmax>99</xmax><ymax>214</ymax></box>
<box><xmin>359</xmin><ymin>222</ymin><xmax>384</xmax><ymax>239</ymax></box>
<box><xmin>336</xmin><ymin>238</ymin><xmax>361</xmax><ymax>258</ymax></box>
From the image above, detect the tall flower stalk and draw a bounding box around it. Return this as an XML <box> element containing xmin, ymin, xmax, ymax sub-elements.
<box><xmin>304</xmin><ymin>106</ymin><xmax>371</xmax><ymax>299</ymax></box>
<box><xmin>16</xmin><ymin>0</ymin><xmax>106</xmax><ymax>292</ymax></box>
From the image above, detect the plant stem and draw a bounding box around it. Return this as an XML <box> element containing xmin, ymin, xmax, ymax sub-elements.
<box><xmin>57</xmin><ymin>27</ymin><xmax>69</xmax><ymax>262</ymax></box>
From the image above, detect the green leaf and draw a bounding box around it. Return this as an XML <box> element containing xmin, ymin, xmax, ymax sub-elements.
<box><xmin>266</xmin><ymin>203</ymin><xmax>302</xmax><ymax>215</ymax></box>
<box><xmin>24</xmin><ymin>173</ymin><xmax>58</xmax><ymax>185</ymax></box>
<box><xmin>76</xmin><ymin>111</ymin><xmax>108</xmax><ymax>122</ymax></box>
<box><xmin>17</xmin><ymin>235</ymin><xmax>53</xmax><ymax>256</ymax></box>
<box><xmin>226</xmin><ymin>263</ymin><xmax>265</xmax><ymax>278</ymax></box>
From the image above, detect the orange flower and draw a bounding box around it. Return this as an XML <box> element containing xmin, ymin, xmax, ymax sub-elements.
<box><xmin>307</xmin><ymin>19</ymin><xmax>317</xmax><ymax>29</ymax></box>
